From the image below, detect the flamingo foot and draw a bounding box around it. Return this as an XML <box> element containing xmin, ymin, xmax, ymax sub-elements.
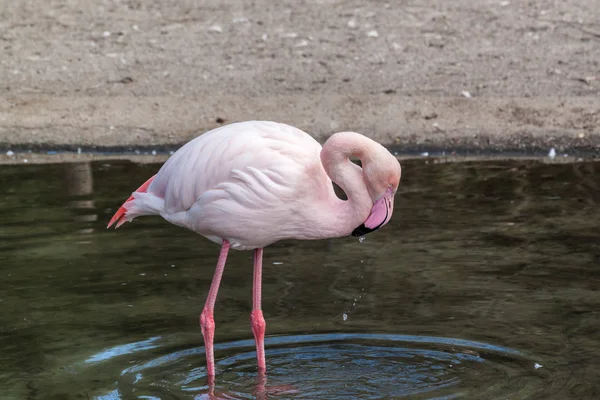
<box><xmin>200</xmin><ymin>308</ymin><xmax>216</xmax><ymax>377</ymax></box>
<box><xmin>250</xmin><ymin>309</ymin><xmax>266</xmax><ymax>372</ymax></box>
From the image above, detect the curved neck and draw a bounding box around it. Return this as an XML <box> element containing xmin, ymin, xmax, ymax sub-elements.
<box><xmin>319</xmin><ymin>132</ymin><xmax>373</xmax><ymax>236</ymax></box>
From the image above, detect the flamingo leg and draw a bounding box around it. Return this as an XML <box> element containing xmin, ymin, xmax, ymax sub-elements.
<box><xmin>251</xmin><ymin>248</ymin><xmax>267</xmax><ymax>373</ymax></box>
<box><xmin>200</xmin><ymin>239</ymin><xmax>230</xmax><ymax>377</ymax></box>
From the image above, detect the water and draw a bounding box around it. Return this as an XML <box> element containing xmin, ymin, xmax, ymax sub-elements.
<box><xmin>1</xmin><ymin>159</ymin><xmax>599</xmax><ymax>399</ymax></box>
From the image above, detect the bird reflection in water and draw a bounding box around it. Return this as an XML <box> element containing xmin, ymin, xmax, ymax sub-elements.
<box><xmin>198</xmin><ymin>371</ymin><xmax>297</xmax><ymax>399</ymax></box>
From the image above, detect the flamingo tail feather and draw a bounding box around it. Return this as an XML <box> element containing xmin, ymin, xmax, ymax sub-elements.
<box><xmin>107</xmin><ymin>174</ymin><xmax>157</xmax><ymax>228</ymax></box>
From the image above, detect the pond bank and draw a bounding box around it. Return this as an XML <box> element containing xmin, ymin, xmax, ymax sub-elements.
<box><xmin>0</xmin><ymin>150</ymin><xmax>595</xmax><ymax>166</ymax></box>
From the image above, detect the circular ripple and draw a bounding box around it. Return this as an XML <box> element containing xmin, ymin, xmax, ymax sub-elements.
<box><xmin>92</xmin><ymin>333</ymin><xmax>546</xmax><ymax>399</ymax></box>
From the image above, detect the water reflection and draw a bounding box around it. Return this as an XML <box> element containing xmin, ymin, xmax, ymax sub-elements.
<box><xmin>65</xmin><ymin>162</ymin><xmax>97</xmax><ymax>234</ymax></box>
<box><xmin>0</xmin><ymin>159</ymin><xmax>599</xmax><ymax>399</ymax></box>
<box><xmin>85</xmin><ymin>336</ymin><xmax>162</xmax><ymax>364</ymax></box>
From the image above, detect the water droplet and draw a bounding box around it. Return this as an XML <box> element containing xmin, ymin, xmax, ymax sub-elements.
<box><xmin>342</xmin><ymin>313</ymin><xmax>348</xmax><ymax>321</ymax></box>
<box><xmin>359</xmin><ymin>236</ymin><xmax>366</xmax><ymax>243</ymax></box>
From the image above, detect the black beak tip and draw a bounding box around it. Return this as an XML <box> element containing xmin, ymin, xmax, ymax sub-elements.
<box><xmin>352</xmin><ymin>224</ymin><xmax>375</xmax><ymax>237</ymax></box>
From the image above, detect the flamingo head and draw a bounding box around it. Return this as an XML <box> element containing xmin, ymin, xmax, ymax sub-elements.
<box><xmin>352</xmin><ymin>151</ymin><xmax>401</xmax><ymax>237</ymax></box>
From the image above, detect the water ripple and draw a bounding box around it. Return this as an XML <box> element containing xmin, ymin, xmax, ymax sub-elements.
<box><xmin>83</xmin><ymin>333</ymin><xmax>544</xmax><ymax>399</ymax></box>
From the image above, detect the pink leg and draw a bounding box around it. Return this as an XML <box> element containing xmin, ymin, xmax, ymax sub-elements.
<box><xmin>200</xmin><ymin>240</ymin><xmax>230</xmax><ymax>377</ymax></box>
<box><xmin>251</xmin><ymin>248</ymin><xmax>267</xmax><ymax>373</ymax></box>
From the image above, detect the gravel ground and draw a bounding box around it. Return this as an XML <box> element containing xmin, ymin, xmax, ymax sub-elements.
<box><xmin>1</xmin><ymin>0</ymin><xmax>599</xmax><ymax>155</ymax></box>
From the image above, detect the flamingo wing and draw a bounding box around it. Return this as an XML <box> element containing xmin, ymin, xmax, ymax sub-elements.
<box><xmin>149</xmin><ymin>122</ymin><xmax>321</xmax><ymax>212</ymax></box>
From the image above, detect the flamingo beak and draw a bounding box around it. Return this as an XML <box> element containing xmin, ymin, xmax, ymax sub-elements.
<box><xmin>351</xmin><ymin>187</ymin><xmax>395</xmax><ymax>237</ymax></box>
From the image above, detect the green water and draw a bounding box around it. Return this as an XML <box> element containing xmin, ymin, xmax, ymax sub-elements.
<box><xmin>0</xmin><ymin>159</ymin><xmax>599</xmax><ymax>399</ymax></box>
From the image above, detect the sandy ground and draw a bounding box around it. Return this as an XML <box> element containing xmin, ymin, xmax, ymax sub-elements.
<box><xmin>1</xmin><ymin>0</ymin><xmax>599</xmax><ymax>154</ymax></box>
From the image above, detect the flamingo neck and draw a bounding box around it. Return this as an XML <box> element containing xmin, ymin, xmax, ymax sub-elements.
<box><xmin>319</xmin><ymin>132</ymin><xmax>374</xmax><ymax>237</ymax></box>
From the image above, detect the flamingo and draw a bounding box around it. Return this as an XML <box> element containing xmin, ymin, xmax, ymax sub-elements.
<box><xmin>107</xmin><ymin>121</ymin><xmax>402</xmax><ymax>377</ymax></box>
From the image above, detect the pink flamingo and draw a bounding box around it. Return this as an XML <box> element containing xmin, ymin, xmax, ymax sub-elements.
<box><xmin>107</xmin><ymin>121</ymin><xmax>401</xmax><ymax>377</ymax></box>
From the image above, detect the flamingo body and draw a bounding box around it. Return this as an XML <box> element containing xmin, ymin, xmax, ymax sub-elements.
<box><xmin>120</xmin><ymin>121</ymin><xmax>361</xmax><ymax>249</ymax></box>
